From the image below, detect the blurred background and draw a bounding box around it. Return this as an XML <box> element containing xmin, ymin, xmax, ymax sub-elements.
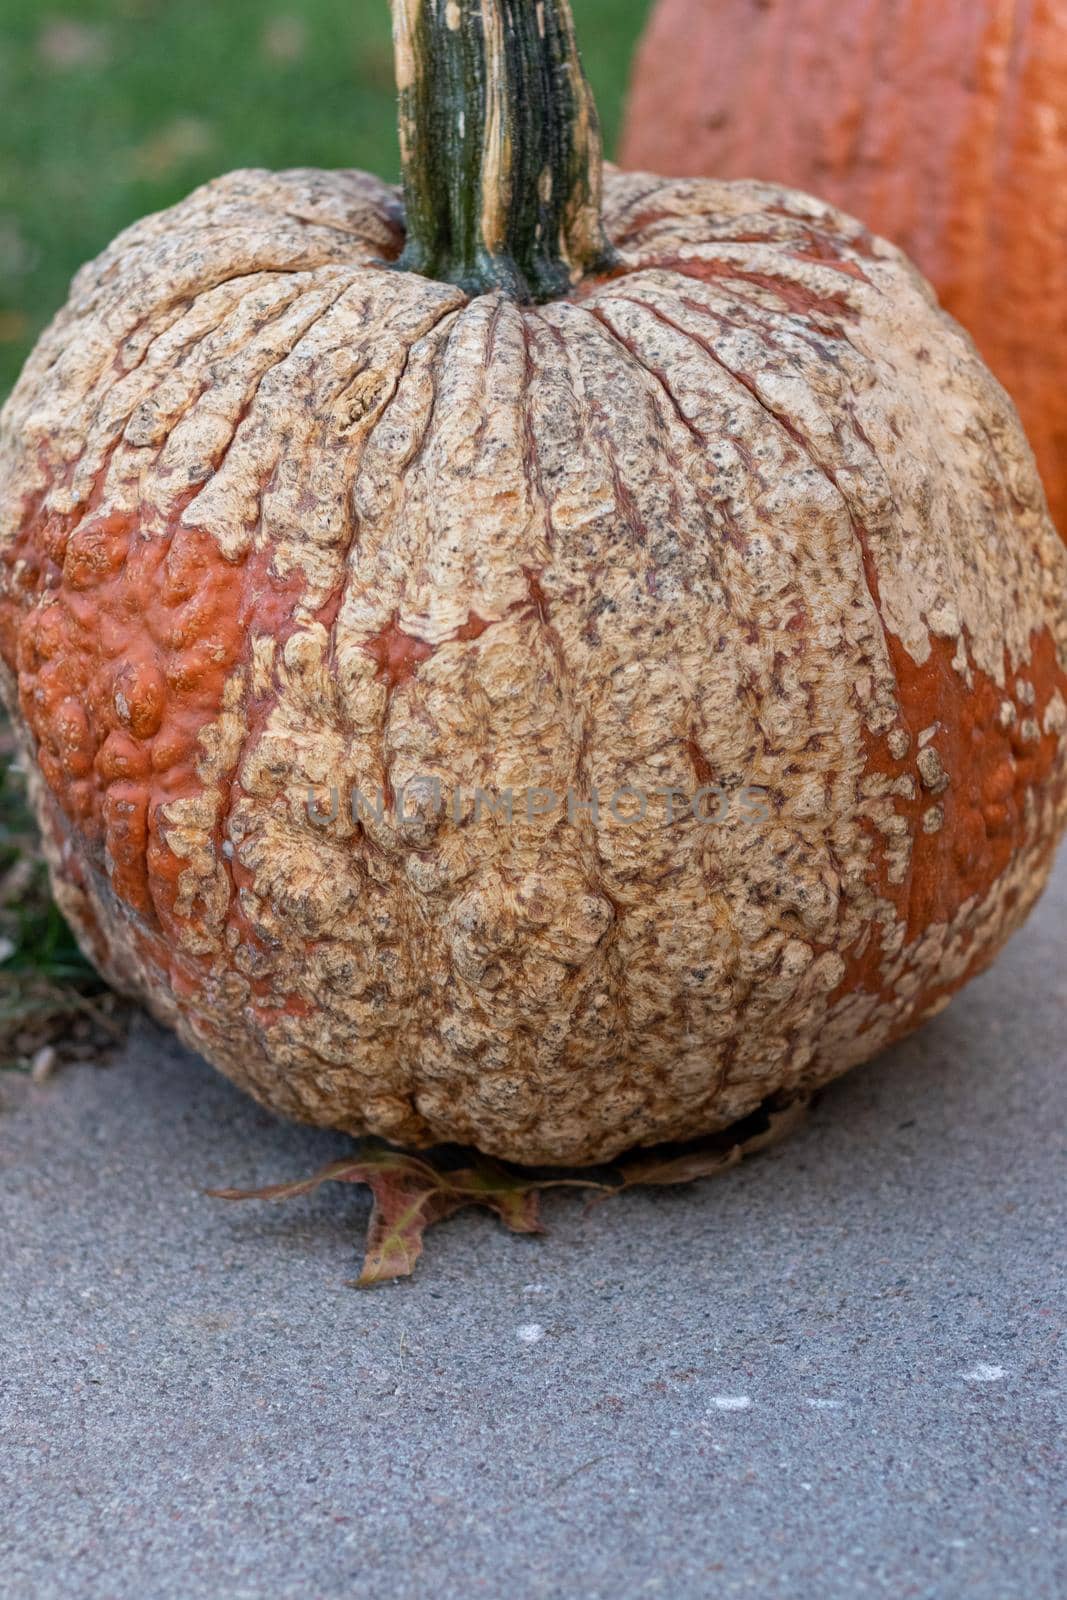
<box><xmin>0</xmin><ymin>0</ymin><xmax>649</xmax><ymax>1066</ymax></box>
<box><xmin>0</xmin><ymin>0</ymin><xmax>649</xmax><ymax>398</ymax></box>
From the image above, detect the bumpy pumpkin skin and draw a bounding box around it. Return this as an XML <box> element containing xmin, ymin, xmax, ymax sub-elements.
<box><xmin>621</xmin><ymin>0</ymin><xmax>1067</xmax><ymax>536</ymax></box>
<box><xmin>1</xmin><ymin>165</ymin><xmax>1066</xmax><ymax>1165</ymax></box>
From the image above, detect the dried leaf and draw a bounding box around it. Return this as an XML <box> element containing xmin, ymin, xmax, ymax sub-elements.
<box><xmin>210</xmin><ymin>1139</ymin><xmax>596</xmax><ymax>1287</ymax></box>
<box><xmin>209</xmin><ymin>1097</ymin><xmax>809</xmax><ymax>1286</ymax></box>
<box><xmin>608</xmin><ymin>1094</ymin><xmax>810</xmax><ymax>1189</ymax></box>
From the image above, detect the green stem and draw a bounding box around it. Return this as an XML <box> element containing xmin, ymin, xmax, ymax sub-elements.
<box><xmin>391</xmin><ymin>0</ymin><xmax>618</xmax><ymax>302</ymax></box>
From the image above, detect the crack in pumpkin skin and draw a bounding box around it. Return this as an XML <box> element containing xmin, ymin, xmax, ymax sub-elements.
<box><xmin>1</xmin><ymin>166</ymin><xmax>1066</xmax><ymax>1164</ymax></box>
<box><xmin>640</xmin><ymin>255</ymin><xmax>862</xmax><ymax>326</ymax></box>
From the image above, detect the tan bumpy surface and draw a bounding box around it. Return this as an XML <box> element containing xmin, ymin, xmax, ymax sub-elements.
<box><xmin>2</xmin><ymin>166</ymin><xmax>1066</xmax><ymax>1163</ymax></box>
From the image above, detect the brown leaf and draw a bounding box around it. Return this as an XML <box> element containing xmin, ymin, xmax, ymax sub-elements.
<box><xmin>608</xmin><ymin>1094</ymin><xmax>810</xmax><ymax>1189</ymax></box>
<box><xmin>209</xmin><ymin>1139</ymin><xmax>596</xmax><ymax>1287</ymax></box>
<box><xmin>209</xmin><ymin>1097</ymin><xmax>809</xmax><ymax>1285</ymax></box>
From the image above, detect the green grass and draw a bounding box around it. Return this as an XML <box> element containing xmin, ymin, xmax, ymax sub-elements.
<box><xmin>0</xmin><ymin>0</ymin><xmax>650</xmax><ymax>396</ymax></box>
<box><xmin>0</xmin><ymin>728</ymin><xmax>124</xmax><ymax>1069</ymax></box>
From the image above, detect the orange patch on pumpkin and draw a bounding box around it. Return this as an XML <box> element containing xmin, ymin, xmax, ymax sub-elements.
<box><xmin>0</xmin><ymin>485</ymin><xmax>306</xmax><ymax>979</ymax></box>
<box><xmin>839</xmin><ymin>626</ymin><xmax>1067</xmax><ymax>1023</ymax></box>
<box><xmin>451</xmin><ymin>612</ymin><xmax>492</xmax><ymax>642</ymax></box>
<box><xmin>363</xmin><ymin>615</ymin><xmax>435</xmax><ymax>689</ymax></box>
<box><xmin>890</xmin><ymin>629</ymin><xmax>1065</xmax><ymax>936</ymax></box>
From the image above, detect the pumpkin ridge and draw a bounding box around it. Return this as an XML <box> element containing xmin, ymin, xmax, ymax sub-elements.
<box><xmin>359</xmin><ymin>303</ymin><xmax>460</xmax><ymax>496</ymax></box>
<box><xmin>336</xmin><ymin>292</ymin><xmax>464</xmax><ymax>515</ymax></box>
<box><xmin>613</xmin><ymin>293</ymin><xmax>846</xmax><ymax>482</ymax></box>
<box><xmin>683</xmin><ymin>290</ymin><xmax>855</xmax><ymax>373</ymax></box>
<box><xmin>588</xmin><ymin>233</ymin><xmax>882</xmax><ymax>372</ymax></box>
<box><xmin>517</xmin><ymin>318</ymin><xmax>555</xmax><ymax>552</ymax></box>
<box><xmin>1</xmin><ymin>263</ymin><xmax>471</xmax><ymax>1003</ymax></box>
<box><xmin>96</xmin><ymin>274</ymin><xmax>326</xmax><ymax>464</ymax></box>
<box><xmin>582</xmin><ymin>302</ymin><xmax>709</xmax><ymax>448</ymax></box>
<box><xmin>181</xmin><ymin>278</ymin><xmax>360</xmax><ymax>513</ymax></box>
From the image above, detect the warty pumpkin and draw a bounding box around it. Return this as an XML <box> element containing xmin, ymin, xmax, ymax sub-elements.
<box><xmin>622</xmin><ymin>0</ymin><xmax>1067</xmax><ymax>535</ymax></box>
<box><xmin>1</xmin><ymin>0</ymin><xmax>1065</xmax><ymax>1167</ymax></box>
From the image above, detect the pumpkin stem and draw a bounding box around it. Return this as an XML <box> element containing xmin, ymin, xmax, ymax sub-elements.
<box><xmin>390</xmin><ymin>0</ymin><xmax>618</xmax><ymax>302</ymax></box>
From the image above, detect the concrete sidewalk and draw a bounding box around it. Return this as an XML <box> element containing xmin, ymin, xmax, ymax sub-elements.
<box><xmin>1</xmin><ymin>855</ymin><xmax>1065</xmax><ymax>1600</ymax></box>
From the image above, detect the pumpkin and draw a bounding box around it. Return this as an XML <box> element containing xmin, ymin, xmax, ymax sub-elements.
<box><xmin>1</xmin><ymin>0</ymin><xmax>1065</xmax><ymax>1168</ymax></box>
<box><xmin>621</xmin><ymin>0</ymin><xmax>1067</xmax><ymax>536</ymax></box>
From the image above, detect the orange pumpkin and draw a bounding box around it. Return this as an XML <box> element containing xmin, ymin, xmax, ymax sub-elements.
<box><xmin>622</xmin><ymin>0</ymin><xmax>1067</xmax><ymax>535</ymax></box>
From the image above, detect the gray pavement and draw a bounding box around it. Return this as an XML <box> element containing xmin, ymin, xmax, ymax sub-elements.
<box><xmin>1</xmin><ymin>855</ymin><xmax>1065</xmax><ymax>1600</ymax></box>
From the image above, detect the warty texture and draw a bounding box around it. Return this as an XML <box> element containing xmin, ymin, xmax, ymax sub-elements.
<box><xmin>1</xmin><ymin>164</ymin><xmax>1065</xmax><ymax>1162</ymax></box>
